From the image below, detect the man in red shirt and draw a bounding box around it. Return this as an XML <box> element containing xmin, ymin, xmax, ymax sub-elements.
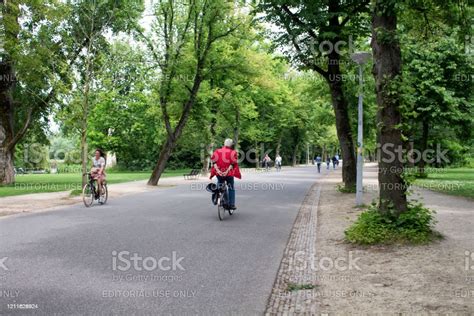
<box><xmin>210</xmin><ymin>139</ymin><xmax>241</xmax><ymax>210</ymax></box>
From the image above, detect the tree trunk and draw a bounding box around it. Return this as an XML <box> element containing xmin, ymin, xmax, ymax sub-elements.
<box><xmin>275</xmin><ymin>133</ymin><xmax>283</xmax><ymax>156</ymax></box>
<box><xmin>292</xmin><ymin>143</ymin><xmax>299</xmax><ymax>166</ymax></box>
<box><xmin>80</xmin><ymin>128</ymin><xmax>88</xmax><ymax>187</ymax></box>
<box><xmin>372</xmin><ymin>0</ymin><xmax>408</xmax><ymax>216</ymax></box>
<box><xmin>233</xmin><ymin>108</ymin><xmax>240</xmax><ymax>150</ymax></box>
<box><xmin>325</xmin><ymin>1</ymin><xmax>357</xmax><ymax>190</ymax></box>
<box><xmin>0</xmin><ymin>67</ymin><xmax>15</xmax><ymax>184</ymax></box>
<box><xmin>80</xmin><ymin>60</ymin><xmax>91</xmax><ymax>187</ymax></box>
<box><xmin>327</xmin><ymin>80</ymin><xmax>357</xmax><ymax>189</ymax></box>
<box><xmin>202</xmin><ymin>103</ymin><xmax>218</xmax><ymax>175</ymax></box>
<box><xmin>148</xmin><ymin>136</ymin><xmax>176</xmax><ymax>185</ymax></box>
<box><xmin>0</xmin><ymin>145</ymin><xmax>14</xmax><ymax>185</ymax></box>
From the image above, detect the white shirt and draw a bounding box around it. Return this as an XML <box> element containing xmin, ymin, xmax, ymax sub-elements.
<box><xmin>93</xmin><ymin>157</ymin><xmax>106</xmax><ymax>169</ymax></box>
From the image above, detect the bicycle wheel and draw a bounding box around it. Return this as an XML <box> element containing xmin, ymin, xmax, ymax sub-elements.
<box><xmin>82</xmin><ymin>183</ymin><xmax>94</xmax><ymax>207</ymax></box>
<box><xmin>99</xmin><ymin>184</ymin><xmax>108</xmax><ymax>205</ymax></box>
<box><xmin>217</xmin><ymin>194</ymin><xmax>225</xmax><ymax>221</ymax></box>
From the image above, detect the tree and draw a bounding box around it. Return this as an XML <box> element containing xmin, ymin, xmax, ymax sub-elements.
<box><xmin>0</xmin><ymin>0</ymin><xmax>68</xmax><ymax>184</ymax></box>
<box><xmin>141</xmin><ymin>0</ymin><xmax>241</xmax><ymax>185</ymax></box>
<box><xmin>371</xmin><ymin>0</ymin><xmax>408</xmax><ymax>215</ymax></box>
<box><xmin>258</xmin><ymin>0</ymin><xmax>371</xmax><ymax>189</ymax></box>
<box><xmin>57</xmin><ymin>0</ymin><xmax>143</xmax><ymax>185</ymax></box>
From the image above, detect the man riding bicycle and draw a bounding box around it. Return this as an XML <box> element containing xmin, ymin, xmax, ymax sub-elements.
<box><xmin>210</xmin><ymin>139</ymin><xmax>241</xmax><ymax>210</ymax></box>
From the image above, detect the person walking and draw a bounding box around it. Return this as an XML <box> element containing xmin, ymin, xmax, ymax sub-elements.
<box><xmin>332</xmin><ymin>156</ymin><xmax>337</xmax><ymax>169</ymax></box>
<box><xmin>315</xmin><ymin>155</ymin><xmax>322</xmax><ymax>173</ymax></box>
<box><xmin>275</xmin><ymin>154</ymin><xmax>282</xmax><ymax>171</ymax></box>
<box><xmin>326</xmin><ymin>157</ymin><xmax>331</xmax><ymax>170</ymax></box>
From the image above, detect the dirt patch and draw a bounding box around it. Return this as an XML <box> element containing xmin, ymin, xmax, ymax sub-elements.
<box><xmin>313</xmin><ymin>166</ymin><xmax>473</xmax><ymax>314</ymax></box>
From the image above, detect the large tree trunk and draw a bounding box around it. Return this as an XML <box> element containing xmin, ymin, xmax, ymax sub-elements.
<box><xmin>0</xmin><ymin>62</ymin><xmax>15</xmax><ymax>184</ymax></box>
<box><xmin>327</xmin><ymin>80</ymin><xmax>357</xmax><ymax>189</ymax></box>
<box><xmin>0</xmin><ymin>2</ymin><xmax>18</xmax><ymax>185</ymax></box>
<box><xmin>0</xmin><ymin>145</ymin><xmax>14</xmax><ymax>185</ymax></box>
<box><xmin>325</xmin><ymin>1</ymin><xmax>357</xmax><ymax>190</ymax></box>
<box><xmin>372</xmin><ymin>0</ymin><xmax>408</xmax><ymax>216</ymax></box>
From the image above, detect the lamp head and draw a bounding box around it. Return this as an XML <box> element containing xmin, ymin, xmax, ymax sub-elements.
<box><xmin>351</xmin><ymin>52</ymin><xmax>372</xmax><ymax>65</ymax></box>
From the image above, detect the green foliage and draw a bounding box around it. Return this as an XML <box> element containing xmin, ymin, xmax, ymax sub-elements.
<box><xmin>345</xmin><ymin>202</ymin><xmax>440</xmax><ymax>245</ymax></box>
<box><xmin>286</xmin><ymin>283</ymin><xmax>316</xmax><ymax>292</ymax></box>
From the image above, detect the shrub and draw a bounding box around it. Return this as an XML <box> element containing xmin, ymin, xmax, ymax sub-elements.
<box><xmin>345</xmin><ymin>202</ymin><xmax>440</xmax><ymax>245</ymax></box>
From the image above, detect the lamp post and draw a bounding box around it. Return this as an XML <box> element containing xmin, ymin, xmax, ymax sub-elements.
<box><xmin>351</xmin><ymin>52</ymin><xmax>371</xmax><ymax>206</ymax></box>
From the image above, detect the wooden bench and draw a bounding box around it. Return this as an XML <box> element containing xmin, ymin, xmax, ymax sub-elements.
<box><xmin>183</xmin><ymin>169</ymin><xmax>201</xmax><ymax>180</ymax></box>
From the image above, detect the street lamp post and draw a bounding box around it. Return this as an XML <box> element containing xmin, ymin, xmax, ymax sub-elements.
<box><xmin>351</xmin><ymin>52</ymin><xmax>371</xmax><ymax>206</ymax></box>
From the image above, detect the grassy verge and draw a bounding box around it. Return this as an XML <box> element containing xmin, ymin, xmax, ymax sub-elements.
<box><xmin>0</xmin><ymin>169</ymin><xmax>188</xmax><ymax>198</ymax></box>
<box><xmin>414</xmin><ymin>168</ymin><xmax>474</xmax><ymax>199</ymax></box>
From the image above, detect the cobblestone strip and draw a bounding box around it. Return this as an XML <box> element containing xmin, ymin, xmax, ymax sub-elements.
<box><xmin>265</xmin><ymin>181</ymin><xmax>322</xmax><ymax>315</ymax></box>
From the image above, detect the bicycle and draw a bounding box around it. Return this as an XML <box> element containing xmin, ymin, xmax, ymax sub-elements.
<box><xmin>216</xmin><ymin>180</ymin><xmax>234</xmax><ymax>221</ymax></box>
<box><xmin>82</xmin><ymin>172</ymin><xmax>108</xmax><ymax>207</ymax></box>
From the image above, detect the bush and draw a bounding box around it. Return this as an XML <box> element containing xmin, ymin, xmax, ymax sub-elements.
<box><xmin>345</xmin><ymin>202</ymin><xmax>440</xmax><ymax>245</ymax></box>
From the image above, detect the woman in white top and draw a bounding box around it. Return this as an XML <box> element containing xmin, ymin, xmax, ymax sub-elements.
<box><xmin>91</xmin><ymin>149</ymin><xmax>106</xmax><ymax>198</ymax></box>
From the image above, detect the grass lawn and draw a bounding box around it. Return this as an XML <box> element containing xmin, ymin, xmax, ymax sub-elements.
<box><xmin>414</xmin><ymin>168</ymin><xmax>474</xmax><ymax>199</ymax></box>
<box><xmin>0</xmin><ymin>169</ymin><xmax>188</xmax><ymax>198</ymax></box>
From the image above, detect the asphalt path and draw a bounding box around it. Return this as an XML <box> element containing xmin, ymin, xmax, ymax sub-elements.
<box><xmin>0</xmin><ymin>166</ymin><xmax>325</xmax><ymax>315</ymax></box>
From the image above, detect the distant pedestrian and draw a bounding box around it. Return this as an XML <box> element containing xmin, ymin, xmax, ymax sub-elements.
<box><xmin>335</xmin><ymin>154</ymin><xmax>340</xmax><ymax>167</ymax></box>
<box><xmin>332</xmin><ymin>156</ymin><xmax>337</xmax><ymax>169</ymax></box>
<box><xmin>326</xmin><ymin>157</ymin><xmax>331</xmax><ymax>170</ymax></box>
<box><xmin>275</xmin><ymin>154</ymin><xmax>282</xmax><ymax>171</ymax></box>
<box><xmin>314</xmin><ymin>156</ymin><xmax>322</xmax><ymax>173</ymax></box>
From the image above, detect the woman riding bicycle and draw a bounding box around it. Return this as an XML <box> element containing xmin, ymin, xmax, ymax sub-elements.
<box><xmin>91</xmin><ymin>149</ymin><xmax>106</xmax><ymax>200</ymax></box>
<box><xmin>209</xmin><ymin>139</ymin><xmax>241</xmax><ymax>210</ymax></box>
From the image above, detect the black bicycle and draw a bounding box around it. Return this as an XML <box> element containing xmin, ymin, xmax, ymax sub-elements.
<box><xmin>82</xmin><ymin>172</ymin><xmax>108</xmax><ymax>207</ymax></box>
<box><xmin>217</xmin><ymin>181</ymin><xmax>234</xmax><ymax>221</ymax></box>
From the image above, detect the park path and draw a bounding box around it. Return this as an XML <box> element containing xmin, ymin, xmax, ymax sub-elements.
<box><xmin>0</xmin><ymin>174</ymin><xmax>211</xmax><ymax>217</ymax></box>
<box><xmin>266</xmin><ymin>163</ymin><xmax>473</xmax><ymax>314</ymax></box>
<box><xmin>0</xmin><ymin>165</ymin><xmax>327</xmax><ymax>315</ymax></box>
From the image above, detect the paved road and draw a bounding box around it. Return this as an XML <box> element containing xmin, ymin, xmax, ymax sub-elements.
<box><xmin>0</xmin><ymin>166</ymin><xmax>324</xmax><ymax>315</ymax></box>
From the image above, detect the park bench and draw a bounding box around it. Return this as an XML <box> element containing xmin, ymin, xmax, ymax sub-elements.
<box><xmin>183</xmin><ymin>169</ymin><xmax>201</xmax><ymax>180</ymax></box>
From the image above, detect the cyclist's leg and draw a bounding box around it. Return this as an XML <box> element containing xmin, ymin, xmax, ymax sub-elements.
<box><xmin>97</xmin><ymin>177</ymin><xmax>102</xmax><ymax>196</ymax></box>
<box><xmin>226</xmin><ymin>176</ymin><xmax>235</xmax><ymax>207</ymax></box>
<box><xmin>217</xmin><ymin>176</ymin><xmax>225</xmax><ymax>194</ymax></box>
